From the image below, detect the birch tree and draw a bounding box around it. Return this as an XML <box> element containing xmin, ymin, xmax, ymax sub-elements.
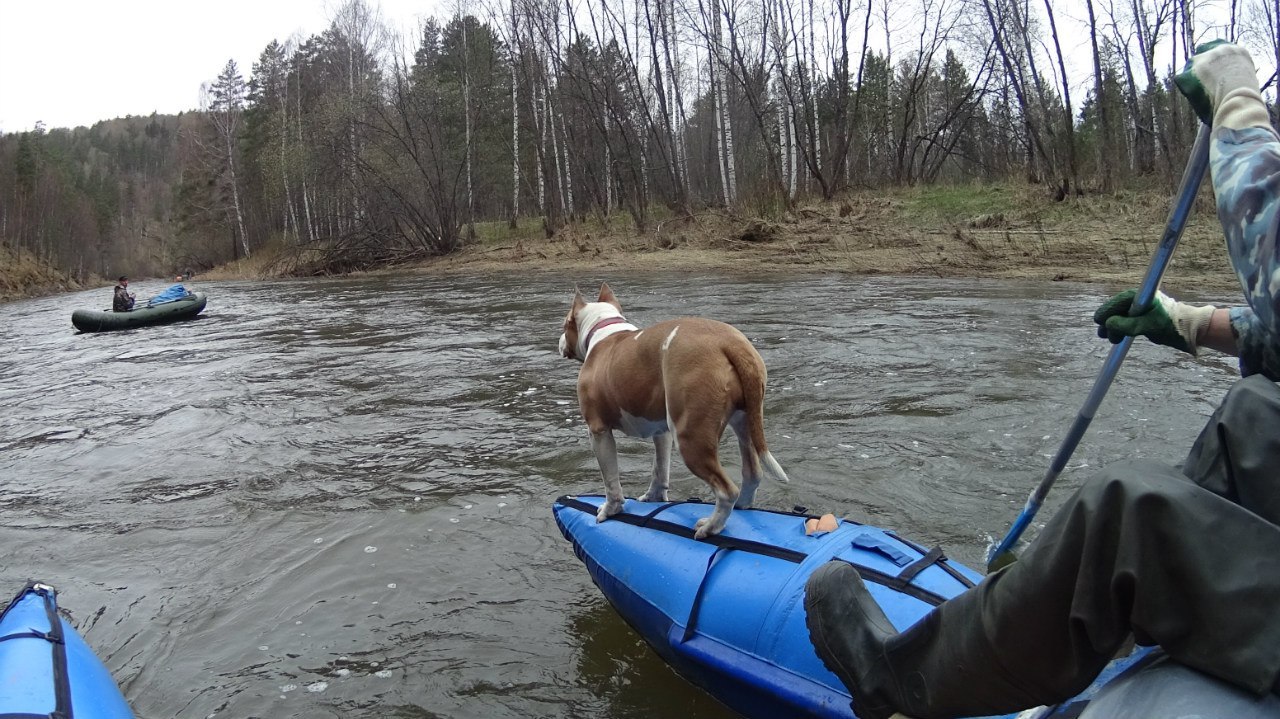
<box><xmin>202</xmin><ymin>60</ymin><xmax>251</xmax><ymax>259</ymax></box>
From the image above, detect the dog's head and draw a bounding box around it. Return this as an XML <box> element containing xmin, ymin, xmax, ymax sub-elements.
<box><xmin>558</xmin><ymin>283</ymin><xmax>623</xmax><ymax>361</ymax></box>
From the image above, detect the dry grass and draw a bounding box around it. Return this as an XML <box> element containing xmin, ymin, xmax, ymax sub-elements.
<box><xmin>0</xmin><ymin>245</ymin><xmax>85</xmax><ymax>302</ymax></box>
<box><xmin>2</xmin><ymin>182</ymin><xmax>1244</xmax><ymax>303</ymax></box>
<box><xmin>397</xmin><ymin>183</ymin><xmax>1239</xmax><ymax>294</ymax></box>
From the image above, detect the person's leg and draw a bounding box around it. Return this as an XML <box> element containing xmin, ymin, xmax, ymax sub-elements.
<box><xmin>806</xmin><ymin>462</ymin><xmax>1280</xmax><ymax>719</ymax></box>
<box><xmin>1182</xmin><ymin>374</ymin><xmax>1280</xmax><ymax>523</ymax></box>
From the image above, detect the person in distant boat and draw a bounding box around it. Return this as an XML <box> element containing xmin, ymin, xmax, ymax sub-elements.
<box><xmin>804</xmin><ymin>40</ymin><xmax>1280</xmax><ymax>719</ymax></box>
<box><xmin>113</xmin><ymin>276</ymin><xmax>135</xmax><ymax>312</ymax></box>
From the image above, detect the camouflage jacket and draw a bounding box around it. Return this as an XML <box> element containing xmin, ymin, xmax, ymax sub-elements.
<box><xmin>1211</xmin><ymin>125</ymin><xmax>1280</xmax><ymax>381</ymax></box>
<box><xmin>113</xmin><ymin>284</ymin><xmax>135</xmax><ymax>312</ymax></box>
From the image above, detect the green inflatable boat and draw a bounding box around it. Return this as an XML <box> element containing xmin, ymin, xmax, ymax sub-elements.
<box><xmin>72</xmin><ymin>292</ymin><xmax>207</xmax><ymax>332</ymax></box>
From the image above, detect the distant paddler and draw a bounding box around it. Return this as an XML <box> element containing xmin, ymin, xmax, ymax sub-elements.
<box><xmin>112</xmin><ymin>276</ymin><xmax>135</xmax><ymax>312</ymax></box>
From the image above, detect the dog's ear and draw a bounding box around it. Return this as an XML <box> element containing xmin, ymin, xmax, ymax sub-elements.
<box><xmin>598</xmin><ymin>282</ymin><xmax>618</xmax><ymax>305</ymax></box>
<box><xmin>571</xmin><ymin>288</ymin><xmax>587</xmax><ymax>312</ymax></box>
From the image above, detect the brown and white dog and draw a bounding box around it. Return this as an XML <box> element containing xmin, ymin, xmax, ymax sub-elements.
<box><xmin>558</xmin><ymin>283</ymin><xmax>789</xmax><ymax>538</ymax></box>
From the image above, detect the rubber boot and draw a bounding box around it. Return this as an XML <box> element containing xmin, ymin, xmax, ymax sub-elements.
<box><xmin>805</xmin><ymin>561</ymin><xmax>1045</xmax><ymax>719</ymax></box>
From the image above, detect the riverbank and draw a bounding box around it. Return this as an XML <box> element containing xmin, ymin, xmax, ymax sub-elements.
<box><xmin>482</xmin><ymin>183</ymin><xmax>1243</xmax><ymax>292</ymax></box>
<box><xmin>0</xmin><ymin>245</ymin><xmax>84</xmax><ymax>302</ymax></box>
<box><xmin>6</xmin><ymin>182</ymin><xmax>1243</xmax><ymax>302</ymax></box>
<box><xmin>210</xmin><ymin>182</ymin><xmax>1241</xmax><ymax>295</ymax></box>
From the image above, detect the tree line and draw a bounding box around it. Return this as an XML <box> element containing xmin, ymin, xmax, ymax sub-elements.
<box><xmin>2</xmin><ymin>0</ymin><xmax>1277</xmax><ymax>281</ymax></box>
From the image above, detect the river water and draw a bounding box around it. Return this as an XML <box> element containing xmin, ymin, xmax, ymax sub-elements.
<box><xmin>0</xmin><ymin>273</ymin><xmax>1242</xmax><ymax>719</ymax></box>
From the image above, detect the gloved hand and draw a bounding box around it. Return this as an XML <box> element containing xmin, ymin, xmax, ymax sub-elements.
<box><xmin>1093</xmin><ymin>289</ymin><xmax>1216</xmax><ymax>355</ymax></box>
<box><xmin>1173</xmin><ymin>40</ymin><xmax>1268</xmax><ymax>130</ymax></box>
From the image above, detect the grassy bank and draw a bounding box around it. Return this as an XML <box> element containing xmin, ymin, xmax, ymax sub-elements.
<box><xmin>0</xmin><ymin>245</ymin><xmax>84</xmax><ymax>302</ymax></box>
<box><xmin>404</xmin><ymin>182</ymin><xmax>1240</xmax><ymax>295</ymax></box>
<box><xmin>6</xmin><ymin>182</ymin><xmax>1244</xmax><ymax>303</ymax></box>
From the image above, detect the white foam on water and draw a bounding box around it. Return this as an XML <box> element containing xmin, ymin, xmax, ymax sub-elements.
<box><xmin>280</xmin><ymin>684</ymin><xmax>298</xmax><ymax>693</ymax></box>
<box><xmin>306</xmin><ymin>682</ymin><xmax>327</xmax><ymax>693</ymax></box>
<box><xmin>387</xmin><ymin>583</ymin><xmax>396</xmax><ymax>589</ymax></box>
<box><xmin>364</xmin><ymin>546</ymin><xmax>377</xmax><ymax>553</ymax></box>
<box><xmin>375</xmin><ymin>670</ymin><xmax>393</xmax><ymax>678</ymax></box>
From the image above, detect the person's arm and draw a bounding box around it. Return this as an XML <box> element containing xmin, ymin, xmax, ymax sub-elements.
<box><xmin>1177</xmin><ymin>41</ymin><xmax>1280</xmax><ymax>378</ymax></box>
<box><xmin>1196</xmin><ymin>307</ymin><xmax>1239</xmax><ymax>356</ymax></box>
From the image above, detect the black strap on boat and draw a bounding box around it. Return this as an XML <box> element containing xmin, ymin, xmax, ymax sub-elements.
<box><xmin>890</xmin><ymin>533</ymin><xmax>977</xmax><ymax>589</ymax></box>
<box><xmin>557</xmin><ymin>495</ymin><xmax>807</xmax><ymax>563</ymax></box>
<box><xmin>0</xmin><ymin>582</ymin><xmax>74</xmax><ymax>719</ymax></box>
<box><xmin>637</xmin><ymin>501</ymin><xmax>686</xmax><ymax>527</ymax></box>
<box><xmin>556</xmin><ymin>496</ymin><xmax>953</xmax><ymax>607</ymax></box>
<box><xmin>891</xmin><ymin>546</ymin><xmax>945</xmax><ymax>589</ymax></box>
<box><xmin>0</xmin><ymin>629</ymin><xmax>62</xmax><ymax>643</ymax></box>
<box><xmin>680</xmin><ymin>546</ymin><xmax>727</xmax><ymax>644</ymax></box>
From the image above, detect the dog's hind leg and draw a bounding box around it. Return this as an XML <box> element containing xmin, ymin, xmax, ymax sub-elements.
<box><xmin>639</xmin><ymin>431</ymin><xmax>673</xmax><ymax>502</ymax></box>
<box><xmin>590</xmin><ymin>429</ymin><xmax>626</xmax><ymax>522</ymax></box>
<box><xmin>729</xmin><ymin>411</ymin><xmax>763</xmax><ymax>508</ymax></box>
<box><xmin>678</xmin><ymin>431</ymin><xmax>739</xmax><ymax>539</ymax></box>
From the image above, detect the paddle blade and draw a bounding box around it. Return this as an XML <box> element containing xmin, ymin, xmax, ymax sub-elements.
<box><xmin>987</xmin><ymin>547</ymin><xmax>1019</xmax><ymax>573</ymax></box>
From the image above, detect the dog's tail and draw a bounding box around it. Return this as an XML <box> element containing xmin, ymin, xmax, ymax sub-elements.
<box><xmin>728</xmin><ymin>343</ymin><xmax>790</xmax><ymax>484</ymax></box>
<box><xmin>760</xmin><ymin>449</ymin><xmax>789</xmax><ymax>484</ymax></box>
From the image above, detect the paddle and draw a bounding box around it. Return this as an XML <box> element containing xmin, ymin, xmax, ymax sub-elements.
<box><xmin>986</xmin><ymin>123</ymin><xmax>1213</xmax><ymax>574</ymax></box>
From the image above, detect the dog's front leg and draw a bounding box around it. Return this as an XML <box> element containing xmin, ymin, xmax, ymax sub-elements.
<box><xmin>591</xmin><ymin>429</ymin><xmax>626</xmax><ymax>521</ymax></box>
<box><xmin>638</xmin><ymin>432</ymin><xmax>673</xmax><ymax>502</ymax></box>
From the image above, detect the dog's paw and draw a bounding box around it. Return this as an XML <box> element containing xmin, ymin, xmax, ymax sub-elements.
<box><xmin>638</xmin><ymin>490</ymin><xmax>669</xmax><ymax>503</ymax></box>
<box><xmin>693</xmin><ymin>517</ymin><xmax>723</xmax><ymax>539</ymax></box>
<box><xmin>596</xmin><ymin>500</ymin><xmax>624</xmax><ymax>523</ymax></box>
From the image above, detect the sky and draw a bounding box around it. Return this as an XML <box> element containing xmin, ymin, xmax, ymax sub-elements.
<box><xmin>0</xmin><ymin>0</ymin><xmax>1267</xmax><ymax>136</ymax></box>
<box><xmin>0</xmin><ymin>0</ymin><xmax>441</xmax><ymax>134</ymax></box>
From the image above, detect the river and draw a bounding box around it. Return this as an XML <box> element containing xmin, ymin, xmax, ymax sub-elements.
<box><xmin>0</xmin><ymin>272</ymin><xmax>1242</xmax><ymax>718</ymax></box>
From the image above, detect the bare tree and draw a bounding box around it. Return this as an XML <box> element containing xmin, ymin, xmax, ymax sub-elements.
<box><xmin>978</xmin><ymin>0</ymin><xmax>1057</xmax><ymax>187</ymax></box>
<box><xmin>1085</xmin><ymin>0</ymin><xmax>1113</xmax><ymax>190</ymax></box>
<box><xmin>1041</xmin><ymin>0</ymin><xmax>1080</xmax><ymax>193</ymax></box>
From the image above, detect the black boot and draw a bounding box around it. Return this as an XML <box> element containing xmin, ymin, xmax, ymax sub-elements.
<box><xmin>804</xmin><ymin>560</ymin><xmax>902</xmax><ymax>719</ymax></box>
<box><xmin>804</xmin><ymin>560</ymin><xmax>1045</xmax><ymax>719</ymax></box>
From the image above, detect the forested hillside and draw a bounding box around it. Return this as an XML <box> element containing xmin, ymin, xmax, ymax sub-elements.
<box><xmin>2</xmin><ymin>0</ymin><xmax>1277</xmax><ymax>285</ymax></box>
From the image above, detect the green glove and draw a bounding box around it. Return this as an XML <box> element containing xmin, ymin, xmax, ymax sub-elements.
<box><xmin>1174</xmin><ymin>40</ymin><xmax>1269</xmax><ymax>130</ymax></box>
<box><xmin>1093</xmin><ymin>289</ymin><xmax>1216</xmax><ymax>356</ymax></box>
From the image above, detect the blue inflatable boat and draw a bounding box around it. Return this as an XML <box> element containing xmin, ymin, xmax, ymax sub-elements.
<box><xmin>0</xmin><ymin>582</ymin><xmax>134</xmax><ymax>718</ymax></box>
<box><xmin>553</xmin><ymin>495</ymin><xmax>1280</xmax><ymax>719</ymax></box>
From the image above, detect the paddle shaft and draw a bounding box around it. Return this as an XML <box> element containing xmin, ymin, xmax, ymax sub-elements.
<box><xmin>988</xmin><ymin>123</ymin><xmax>1213</xmax><ymax>567</ymax></box>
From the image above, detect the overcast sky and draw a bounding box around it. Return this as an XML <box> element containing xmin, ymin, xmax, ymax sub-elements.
<box><xmin>0</xmin><ymin>1</ymin><xmax>1267</xmax><ymax>136</ymax></box>
<box><xmin>0</xmin><ymin>0</ymin><xmax>439</xmax><ymax>134</ymax></box>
